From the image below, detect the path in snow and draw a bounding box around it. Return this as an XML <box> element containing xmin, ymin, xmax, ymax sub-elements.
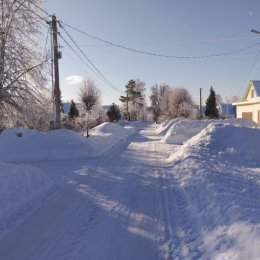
<box><xmin>1</xmin><ymin>126</ymin><xmax>258</xmax><ymax>259</ymax></box>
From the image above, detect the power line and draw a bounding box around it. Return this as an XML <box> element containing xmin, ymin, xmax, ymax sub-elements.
<box><xmin>58</xmin><ymin>23</ymin><xmax>122</xmax><ymax>94</ymax></box>
<box><xmin>59</xmin><ymin>33</ymin><xmax>118</xmax><ymax>101</ymax></box>
<box><xmin>59</xmin><ymin>32</ymin><xmax>122</xmax><ymax>96</ymax></box>
<box><xmin>43</xmin><ymin>28</ymin><xmax>50</xmax><ymax>59</ymax></box>
<box><xmin>235</xmin><ymin>49</ymin><xmax>260</xmax><ymax>97</ymax></box>
<box><xmin>25</xmin><ymin>4</ymin><xmax>122</xmax><ymax>97</ymax></box>
<box><xmin>29</xmin><ymin>1</ymin><xmax>51</xmax><ymax>17</ymax></box>
<box><xmin>62</xmin><ymin>22</ymin><xmax>260</xmax><ymax>59</ymax></box>
<box><xmin>21</xmin><ymin>2</ymin><xmax>50</xmax><ymax>23</ymax></box>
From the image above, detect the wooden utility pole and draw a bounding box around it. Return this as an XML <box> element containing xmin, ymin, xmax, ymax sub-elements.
<box><xmin>126</xmin><ymin>90</ymin><xmax>129</xmax><ymax>120</ymax></box>
<box><xmin>51</xmin><ymin>15</ymin><xmax>61</xmax><ymax>129</ymax></box>
<box><xmin>199</xmin><ymin>88</ymin><xmax>203</xmax><ymax>119</ymax></box>
<box><xmin>0</xmin><ymin>0</ymin><xmax>5</xmax><ymax>90</ymax></box>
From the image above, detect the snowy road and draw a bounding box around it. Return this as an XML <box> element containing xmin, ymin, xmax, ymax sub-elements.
<box><xmin>0</xmin><ymin>126</ymin><xmax>260</xmax><ymax>260</ymax></box>
<box><xmin>0</xmin><ymin>128</ymin><xmax>180</xmax><ymax>260</ymax></box>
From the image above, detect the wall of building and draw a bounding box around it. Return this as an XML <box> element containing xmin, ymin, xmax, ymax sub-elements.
<box><xmin>236</xmin><ymin>103</ymin><xmax>260</xmax><ymax>125</ymax></box>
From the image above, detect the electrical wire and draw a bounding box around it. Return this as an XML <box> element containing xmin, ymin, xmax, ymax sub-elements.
<box><xmin>59</xmin><ymin>23</ymin><xmax>122</xmax><ymax>94</ymax></box>
<box><xmin>61</xmin><ymin>22</ymin><xmax>260</xmax><ymax>59</ymax></box>
<box><xmin>235</xmin><ymin>48</ymin><xmax>260</xmax><ymax>97</ymax></box>
<box><xmin>28</xmin><ymin>3</ymin><xmax>122</xmax><ymax>99</ymax></box>
<box><xmin>43</xmin><ymin>28</ymin><xmax>50</xmax><ymax>59</ymax></box>
<box><xmin>59</xmin><ymin>32</ymin><xmax>122</xmax><ymax>95</ymax></box>
<box><xmin>29</xmin><ymin>1</ymin><xmax>51</xmax><ymax>17</ymax></box>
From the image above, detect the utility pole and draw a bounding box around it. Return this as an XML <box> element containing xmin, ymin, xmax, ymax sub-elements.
<box><xmin>50</xmin><ymin>15</ymin><xmax>61</xmax><ymax>129</ymax></box>
<box><xmin>199</xmin><ymin>88</ymin><xmax>203</xmax><ymax>119</ymax></box>
<box><xmin>0</xmin><ymin>0</ymin><xmax>5</xmax><ymax>91</ymax></box>
<box><xmin>126</xmin><ymin>90</ymin><xmax>129</xmax><ymax>120</ymax></box>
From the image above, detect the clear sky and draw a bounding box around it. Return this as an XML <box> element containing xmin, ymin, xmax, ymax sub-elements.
<box><xmin>45</xmin><ymin>0</ymin><xmax>260</xmax><ymax>106</ymax></box>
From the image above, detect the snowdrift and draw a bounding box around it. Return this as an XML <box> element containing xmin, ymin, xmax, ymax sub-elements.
<box><xmin>0</xmin><ymin>122</ymin><xmax>139</xmax><ymax>163</ymax></box>
<box><xmin>162</xmin><ymin>118</ymin><xmax>257</xmax><ymax>145</ymax></box>
<box><xmin>169</xmin><ymin>123</ymin><xmax>260</xmax><ymax>166</ymax></box>
<box><xmin>0</xmin><ymin>162</ymin><xmax>54</xmax><ymax>236</ymax></box>
<box><xmin>155</xmin><ymin>118</ymin><xmax>184</xmax><ymax>135</ymax></box>
<box><xmin>166</xmin><ymin>122</ymin><xmax>260</xmax><ymax>258</ymax></box>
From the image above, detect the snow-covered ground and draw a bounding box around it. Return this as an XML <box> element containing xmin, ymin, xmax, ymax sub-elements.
<box><xmin>0</xmin><ymin>119</ymin><xmax>259</xmax><ymax>259</ymax></box>
<box><xmin>0</xmin><ymin>121</ymin><xmax>138</xmax><ymax>162</ymax></box>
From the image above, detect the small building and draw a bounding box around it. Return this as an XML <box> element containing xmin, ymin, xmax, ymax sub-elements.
<box><xmin>233</xmin><ymin>80</ymin><xmax>260</xmax><ymax>125</ymax></box>
<box><xmin>218</xmin><ymin>103</ymin><xmax>236</xmax><ymax>118</ymax></box>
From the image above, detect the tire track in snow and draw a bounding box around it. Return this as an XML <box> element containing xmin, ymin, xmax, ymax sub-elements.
<box><xmin>153</xmin><ymin>141</ymin><xmax>205</xmax><ymax>260</ymax></box>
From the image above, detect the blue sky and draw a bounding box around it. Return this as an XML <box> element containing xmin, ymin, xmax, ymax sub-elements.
<box><xmin>46</xmin><ymin>0</ymin><xmax>260</xmax><ymax>105</ymax></box>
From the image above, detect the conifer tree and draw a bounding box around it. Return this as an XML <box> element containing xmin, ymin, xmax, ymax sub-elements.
<box><xmin>107</xmin><ymin>103</ymin><xmax>121</xmax><ymax>122</ymax></box>
<box><xmin>119</xmin><ymin>79</ymin><xmax>145</xmax><ymax>120</ymax></box>
<box><xmin>68</xmin><ymin>100</ymin><xmax>79</xmax><ymax>119</ymax></box>
<box><xmin>205</xmin><ymin>87</ymin><xmax>219</xmax><ymax>119</ymax></box>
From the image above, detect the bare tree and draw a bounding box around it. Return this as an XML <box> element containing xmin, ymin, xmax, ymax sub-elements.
<box><xmin>80</xmin><ymin>79</ymin><xmax>100</xmax><ymax>137</ymax></box>
<box><xmin>0</xmin><ymin>0</ymin><xmax>49</xmax><ymax>128</ymax></box>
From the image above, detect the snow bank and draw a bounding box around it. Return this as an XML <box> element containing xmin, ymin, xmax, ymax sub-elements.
<box><xmin>0</xmin><ymin>162</ymin><xmax>54</xmax><ymax>235</ymax></box>
<box><xmin>163</xmin><ymin>118</ymin><xmax>257</xmax><ymax>145</ymax></box>
<box><xmin>204</xmin><ymin>222</ymin><xmax>260</xmax><ymax>260</ymax></box>
<box><xmin>91</xmin><ymin>121</ymin><xmax>131</xmax><ymax>137</ymax></box>
<box><xmin>167</xmin><ymin>153</ymin><xmax>260</xmax><ymax>259</ymax></box>
<box><xmin>166</xmin><ymin>121</ymin><xmax>260</xmax><ymax>258</ymax></box>
<box><xmin>169</xmin><ymin>123</ymin><xmax>260</xmax><ymax>166</ymax></box>
<box><xmin>155</xmin><ymin>118</ymin><xmax>184</xmax><ymax>135</ymax></box>
<box><xmin>0</xmin><ymin>122</ymin><xmax>138</xmax><ymax>163</ymax></box>
<box><xmin>118</xmin><ymin>120</ymin><xmax>146</xmax><ymax>133</ymax></box>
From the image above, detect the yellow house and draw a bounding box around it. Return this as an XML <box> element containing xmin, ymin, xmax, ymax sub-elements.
<box><xmin>233</xmin><ymin>80</ymin><xmax>260</xmax><ymax>125</ymax></box>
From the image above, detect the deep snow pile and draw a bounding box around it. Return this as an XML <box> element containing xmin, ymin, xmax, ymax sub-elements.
<box><xmin>0</xmin><ymin>122</ymin><xmax>138</xmax><ymax>163</ymax></box>
<box><xmin>169</xmin><ymin>123</ymin><xmax>260</xmax><ymax>166</ymax></box>
<box><xmin>167</xmin><ymin>123</ymin><xmax>260</xmax><ymax>259</ymax></box>
<box><xmin>0</xmin><ymin>162</ymin><xmax>54</xmax><ymax>237</ymax></box>
<box><xmin>155</xmin><ymin>118</ymin><xmax>184</xmax><ymax>135</ymax></box>
<box><xmin>162</xmin><ymin>118</ymin><xmax>257</xmax><ymax>145</ymax></box>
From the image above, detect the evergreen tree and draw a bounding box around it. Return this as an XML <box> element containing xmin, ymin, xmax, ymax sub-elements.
<box><xmin>68</xmin><ymin>100</ymin><xmax>79</xmax><ymax>119</ymax></box>
<box><xmin>205</xmin><ymin>87</ymin><xmax>219</xmax><ymax>119</ymax></box>
<box><xmin>107</xmin><ymin>103</ymin><xmax>121</xmax><ymax>122</ymax></box>
<box><xmin>119</xmin><ymin>79</ymin><xmax>145</xmax><ymax>121</ymax></box>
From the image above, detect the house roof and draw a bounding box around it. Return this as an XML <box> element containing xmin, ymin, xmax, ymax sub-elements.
<box><xmin>243</xmin><ymin>80</ymin><xmax>260</xmax><ymax>101</ymax></box>
<box><xmin>233</xmin><ymin>97</ymin><xmax>260</xmax><ymax>106</ymax></box>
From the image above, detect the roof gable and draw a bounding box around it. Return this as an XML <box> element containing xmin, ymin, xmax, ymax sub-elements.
<box><xmin>243</xmin><ymin>80</ymin><xmax>260</xmax><ymax>101</ymax></box>
<box><xmin>252</xmin><ymin>80</ymin><xmax>260</xmax><ymax>96</ymax></box>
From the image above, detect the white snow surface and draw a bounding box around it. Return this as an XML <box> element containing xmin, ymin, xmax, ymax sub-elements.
<box><xmin>155</xmin><ymin>118</ymin><xmax>184</xmax><ymax>135</ymax></box>
<box><xmin>0</xmin><ymin>122</ymin><xmax>139</xmax><ymax>163</ymax></box>
<box><xmin>0</xmin><ymin>119</ymin><xmax>260</xmax><ymax>260</ymax></box>
<box><xmin>162</xmin><ymin>118</ymin><xmax>258</xmax><ymax>145</ymax></box>
<box><xmin>169</xmin><ymin>123</ymin><xmax>260</xmax><ymax>166</ymax></box>
<box><xmin>0</xmin><ymin>162</ymin><xmax>54</xmax><ymax>237</ymax></box>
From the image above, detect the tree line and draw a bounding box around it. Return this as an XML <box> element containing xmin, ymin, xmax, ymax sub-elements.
<box><xmin>0</xmin><ymin>0</ymin><xmax>223</xmax><ymax>135</ymax></box>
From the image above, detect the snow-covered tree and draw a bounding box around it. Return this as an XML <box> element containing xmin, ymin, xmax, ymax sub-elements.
<box><xmin>160</xmin><ymin>87</ymin><xmax>194</xmax><ymax>120</ymax></box>
<box><xmin>0</xmin><ymin>0</ymin><xmax>49</xmax><ymax>127</ymax></box>
<box><xmin>0</xmin><ymin>87</ymin><xmax>53</xmax><ymax>131</ymax></box>
<box><xmin>107</xmin><ymin>103</ymin><xmax>121</xmax><ymax>122</ymax></box>
<box><xmin>205</xmin><ymin>86</ymin><xmax>219</xmax><ymax>119</ymax></box>
<box><xmin>80</xmin><ymin>79</ymin><xmax>100</xmax><ymax>137</ymax></box>
<box><xmin>120</xmin><ymin>79</ymin><xmax>146</xmax><ymax>121</ymax></box>
<box><xmin>226</xmin><ymin>95</ymin><xmax>240</xmax><ymax>103</ymax></box>
<box><xmin>149</xmin><ymin>83</ymin><xmax>169</xmax><ymax>123</ymax></box>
